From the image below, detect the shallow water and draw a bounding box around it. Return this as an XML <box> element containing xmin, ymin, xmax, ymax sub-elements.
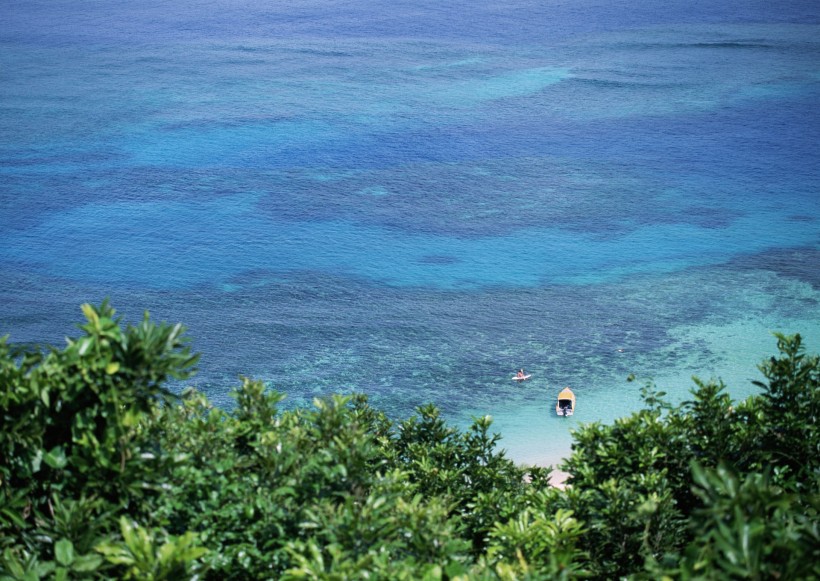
<box><xmin>2</xmin><ymin>0</ymin><xmax>819</xmax><ymax>466</ymax></box>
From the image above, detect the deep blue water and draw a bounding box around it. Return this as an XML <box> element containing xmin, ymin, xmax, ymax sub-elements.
<box><xmin>2</xmin><ymin>0</ymin><xmax>819</xmax><ymax>463</ymax></box>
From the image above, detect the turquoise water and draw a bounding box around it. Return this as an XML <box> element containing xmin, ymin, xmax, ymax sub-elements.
<box><xmin>2</xmin><ymin>0</ymin><xmax>819</xmax><ymax>466</ymax></box>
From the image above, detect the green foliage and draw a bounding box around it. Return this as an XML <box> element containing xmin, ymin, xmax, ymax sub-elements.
<box><xmin>282</xmin><ymin>485</ymin><xmax>469</xmax><ymax>579</ymax></box>
<box><xmin>1</xmin><ymin>303</ymin><xmax>202</xmax><ymax>579</ymax></box>
<box><xmin>390</xmin><ymin>406</ymin><xmax>537</xmax><ymax>555</ymax></box>
<box><xmin>652</xmin><ymin>463</ymin><xmax>820</xmax><ymax>580</ymax></box>
<box><xmin>2</xmin><ymin>305</ymin><xmax>818</xmax><ymax>580</ymax></box>
<box><xmin>0</xmin><ymin>301</ymin><xmax>198</xmax><ymax>518</ymax></box>
<box><xmin>149</xmin><ymin>385</ymin><xmax>481</xmax><ymax>578</ymax></box>
<box><xmin>96</xmin><ymin>517</ymin><xmax>207</xmax><ymax>580</ymax></box>
<box><xmin>483</xmin><ymin>507</ymin><xmax>589</xmax><ymax>578</ymax></box>
<box><xmin>563</xmin><ymin>333</ymin><xmax>819</xmax><ymax>579</ymax></box>
<box><xmin>755</xmin><ymin>333</ymin><xmax>820</xmax><ymax>490</ymax></box>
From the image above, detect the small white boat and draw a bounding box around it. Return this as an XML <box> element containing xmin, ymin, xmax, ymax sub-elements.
<box><xmin>556</xmin><ymin>387</ymin><xmax>575</xmax><ymax>417</ymax></box>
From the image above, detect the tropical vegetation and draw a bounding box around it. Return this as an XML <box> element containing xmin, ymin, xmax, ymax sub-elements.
<box><xmin>1</xmin><ymin>302</ymin><xmax>818</xmax><ymax>579</ymax></box>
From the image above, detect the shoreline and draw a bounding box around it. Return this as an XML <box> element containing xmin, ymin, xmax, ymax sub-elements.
<box><xmin>521</xmin><ymin>463</ymin><xmax>570</xmax><ymax>489</ymax></box>
<box><xmin>548</xmin><ymin>469</ymin><xmax>570</xmax><ymax>489</ymax></box>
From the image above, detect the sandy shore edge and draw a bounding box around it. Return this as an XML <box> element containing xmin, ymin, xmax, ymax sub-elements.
<box><xmin>548</xmin><ymin>469</ymin><xmax>570</xmax><ymax>489</ymax></box>
<box><xmin>522</xmin><ymin>463</ymin><xmax>570</xmax><ymax>489</ymax></box>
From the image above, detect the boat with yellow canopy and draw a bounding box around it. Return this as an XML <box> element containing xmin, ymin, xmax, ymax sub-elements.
<box><xmin>556</xmin><ymin>387</ymin><xmax>575</xmax><ymax>417</ymax></box>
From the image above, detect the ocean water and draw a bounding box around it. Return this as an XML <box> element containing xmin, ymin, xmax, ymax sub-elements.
<box><xmin>2</xmin><ymin>0</ymin><xmax>819</xmax><ymax>466</ymax></box>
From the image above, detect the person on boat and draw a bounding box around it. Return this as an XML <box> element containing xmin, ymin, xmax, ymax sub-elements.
<box><xmin>517</xmin><ymin>369</ymin><xmax>526</xmax><ymax>380</ymax></box>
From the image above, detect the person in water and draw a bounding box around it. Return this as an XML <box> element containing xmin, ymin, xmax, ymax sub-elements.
<box><xmin>517</xmin><ymin>369</ymin><xmax>526</xmax><ymax>379</ymax></box>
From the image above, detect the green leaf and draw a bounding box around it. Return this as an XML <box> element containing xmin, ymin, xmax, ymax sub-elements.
<box><xmin>44</xmin><ymin>446</ymin><xmax>68</xmax><ymax>470</ymax></box>
<box><xmin>71</xmin><ymin>554</ymin><xmax>103</xmax><ymax>573</ymax></box>
<box><xmin>158</xmin><ymin>541</ymin><xmax>176</xmax><ymax>566</ymax></box>
<box><xmin>55</xmin><ymin>539</ymin><xmax>75</xmax><ymax>566</ymax></box>
<box><xmin>96</xmin><ymin>544</ymin><xmax>134</xmax><ymax>566</ymax></box>
<box><xmin>3</xmin><ymin>548</ymin><xmax>25</xmax><ymax>577</ymax></box>
<box><xmin>78</xmin><ymin>337</ymin><xmax>93</xmax><ymax>356</ymax></box>
<box><xmin>1</xmin><ymin>506</ymin><xmax>27</xmax><ymax>528</ymax></box>
<box><xmin>31</xmin><ymin>449</ymin><xmax>44</xmax><ymax>473</ymax></box>
<box><xmin>81</xmin><ymin>303</ymin><xmax>98</xmax><ymax>324</ymax></box>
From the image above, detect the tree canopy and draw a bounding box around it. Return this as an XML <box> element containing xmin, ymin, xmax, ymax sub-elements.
<box><xmin>1</xmin><ymin>303</ymin><xmax>818</xmax><ymax>579</ymax></box>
